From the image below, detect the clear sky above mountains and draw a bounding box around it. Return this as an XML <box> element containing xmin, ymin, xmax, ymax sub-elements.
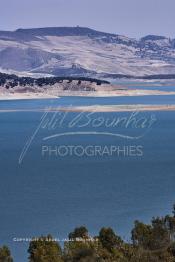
<box><xmin>1</xmin><ymin>0</ymin><xmax>175</xmax><ymax>38</ymax></box>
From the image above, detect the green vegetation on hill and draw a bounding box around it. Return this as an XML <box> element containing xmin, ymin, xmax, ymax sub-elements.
<box><xmin>2</xmin><ymin>204</ymin><xmax>175</xmax><ymax>261</ymax></box>
<box><xmin>0</xmin><ymin>72</ymin><xmax>110</xmax><ymax>89</ymax></box>
<box><xmin>0</xmin><ymin>246</ymin><xmax>13</xmax><ymax>262</ymax></box>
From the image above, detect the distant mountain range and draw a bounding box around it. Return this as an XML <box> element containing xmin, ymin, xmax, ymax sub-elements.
<box><xmin>0</xmin><ymin>26</ymin><xmax>175</xmax><ymax>78</ymax></box>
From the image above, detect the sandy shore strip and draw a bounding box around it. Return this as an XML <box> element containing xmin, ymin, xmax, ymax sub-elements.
<box><xmin>53</xmin><ymin>90</ymin><xmax>175</xmax><ymax>97</ymax></box>
<box><xmin>0</xmin><ymin>104</ymin><xmax>175</xmax><ymax>113</ymax></box>
<box><xmin>58</xmin><ymin>104</ymin><xmax>175</xmax><ymax>112</ymax></box>
<box><xmin>0</xmin><ymin>93</ymin><xmax>59</xmax><ymax>100</ymax></box>
<box><xmin>1</xmin><ymin>89</ymin><xmax>175</xmax><ymax>100</ymax></box>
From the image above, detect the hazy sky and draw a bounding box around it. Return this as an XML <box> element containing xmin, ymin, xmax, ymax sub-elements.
<box><xmin>1</xmin><ymin>0</ymin><xmax>175</xmax><ymax>38</ymax></box>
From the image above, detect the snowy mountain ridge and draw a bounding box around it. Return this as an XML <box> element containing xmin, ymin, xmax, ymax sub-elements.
<box><xmin>0</xmin><ymin>26</ymin><xmax>175</xmax><ymax>78</ymax></box>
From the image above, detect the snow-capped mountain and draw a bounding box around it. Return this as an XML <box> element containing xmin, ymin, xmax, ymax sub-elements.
<box><xmin>0</xmin><ymin>27</ymin><xmax>175</xmax><ymax>78</ymax></box>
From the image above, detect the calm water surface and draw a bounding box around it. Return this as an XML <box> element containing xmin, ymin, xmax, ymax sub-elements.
<box><xmin>0</xmin><ymin>95</ymin><xmax>175</xmax><ymax>261</ymax></box>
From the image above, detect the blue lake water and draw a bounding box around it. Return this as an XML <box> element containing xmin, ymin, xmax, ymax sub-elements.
<box><xmin>1</xmin><ymin>95</ymin><xmax>175</xmax><ymax>110</ymax></box>
<box><xmin>110</xmin><ymin>79</ymin><xmax>175</xmax><ymax>92</ymax></box>
<box><xmin>0</xmin><ymin>95</ymin><xmax>175</xmax><ymax>261</ymax></box>
<box><xmin>128</xmin><ymin>86</ymin><xmax>175</xmax><ymax>92</ymax></box>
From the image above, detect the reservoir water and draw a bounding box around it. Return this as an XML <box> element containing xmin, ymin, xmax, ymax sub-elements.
<box><xmin>0</xmin><ymin>95</ymin><xmax>175</xmax><ymax>261</ymax></box>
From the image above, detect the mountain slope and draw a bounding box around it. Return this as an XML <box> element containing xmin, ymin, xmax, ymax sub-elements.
<box><xmin>0</xmin><ymin>27</ymin><xmax>175</xmax><ymax>77</ymax></box>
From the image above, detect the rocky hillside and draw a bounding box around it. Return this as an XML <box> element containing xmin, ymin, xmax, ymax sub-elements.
<box><xmin>0</xmin><ymin>27</ymin><xmax>175</xmax><ymax>77</ymax></box>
